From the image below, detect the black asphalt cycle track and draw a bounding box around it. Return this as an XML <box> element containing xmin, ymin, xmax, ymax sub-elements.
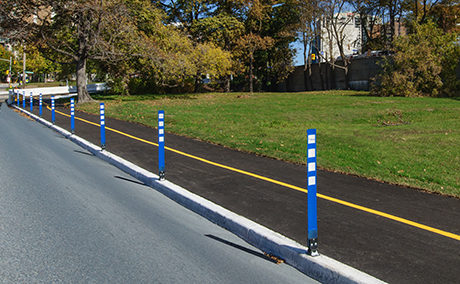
<box><xmin>12</xmin><ymin>99</ymin><xmax>460</xmax><ymax>284</ymax></box>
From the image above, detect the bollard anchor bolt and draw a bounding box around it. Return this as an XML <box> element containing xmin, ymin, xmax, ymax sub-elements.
<box><xmin>308</xmin><ymin>238</ymin><xmax>319</xmax><ymax>257</ymax></box>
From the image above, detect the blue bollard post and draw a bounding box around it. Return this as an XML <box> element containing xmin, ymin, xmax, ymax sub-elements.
<box><xmin>70</xmin><ymin>98</ymin><xmax>75</xmax><ymax>134</ymax></box>
<box><xmin>39</xmin><ymin>94</ymin><xmax>42</xmax><ymax>117</ymax></box>
<box><xmin>30</xmin><ymin>92</ymin><xmax>33</xmax><ymax>112</ymax></box>
<box><xmin>307</xmin><ymin>129</ymin><xmax>319</xmax><ymax>256</ymax></box>
<box><xmin>16</xmin><ymin>90</ymin><xmax>19</xmax><ymax>106</ymax></box>
<box><xmin>22</xmin><ymin>91</ymin><xmax>25</xmax><ymax>109</ymax></box>
<box><xmin>51</xmin><ymin>96</ymin><xmax>55</xmax><ymax>125</ymax></box>
<box><xmin>100</xmin><ymin>103</ymin><xmax>106</xmax><ymax>150</ymax></box>
<box><xmin>158</xmin><ymin>110</ymin><xmax>165</xmax><ymax>180</ymax></box>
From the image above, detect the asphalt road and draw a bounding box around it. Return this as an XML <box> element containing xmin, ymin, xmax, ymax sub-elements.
<box><xmin>9</xmin><ymin>98</ymin><xmax>460</xmax><ymax>283</ymax></box>
<box><xmin>0</xmin><ymin>103</ymin><xmax>319</xmax><ymax>283</ymax></box>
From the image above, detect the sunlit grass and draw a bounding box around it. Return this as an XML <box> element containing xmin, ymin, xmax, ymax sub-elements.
<box><xmin>77</xmin><ymin>91</ymin><xmax>460</xmax><ymax>197</ymax></box>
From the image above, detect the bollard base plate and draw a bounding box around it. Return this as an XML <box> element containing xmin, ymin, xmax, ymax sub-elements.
<box><xmin>308</xmin><ymin>238</ymin><xmax>319</xmax><ymax>257</ymax></box>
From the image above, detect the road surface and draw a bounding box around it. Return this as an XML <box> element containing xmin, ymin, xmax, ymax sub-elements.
<box><xmin>0</xmin><ymin>103</ymin><xmax>319</xmax><ymax>283</ymax></box>
<box><xmin>11</xmin><ymin>97</ymin><xmax>460</xmax><ymax>283</ymax></box>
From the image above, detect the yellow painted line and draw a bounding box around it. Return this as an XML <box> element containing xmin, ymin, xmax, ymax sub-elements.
<box><xmin>48</xmin><ymin>105</ymin><xmax>460</xmax><ymax>242</ymax></box>
<box><xmin>317</xmin><ymin>194</ymin><xmax>460</xmax><ymax>241</ymax></box>
<box><xmin>48</xmin><ymin>106</ymin><xmax>159</xmax><ymax>146</ymax></box>
<box><xmin>164</xmin><ymin>147</ymin><xmax>309</xmax><ymax>194</ymax></box>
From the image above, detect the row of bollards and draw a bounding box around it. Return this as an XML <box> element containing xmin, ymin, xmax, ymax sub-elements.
<box><xmin>13</xmin><ymin>89</ymin><xmax>166</xmax><ymax>182</ymax></box>
<box><xmin>14</xmin><ymin>90</ymin><xmax>44</xmax><ymax>118</ymax></box>
<box><xmin>11</xmin><ymin>88</ymin><xmax>318</xmax><ymax>255</ymax></box>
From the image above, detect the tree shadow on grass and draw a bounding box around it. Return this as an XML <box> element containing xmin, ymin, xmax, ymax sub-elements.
<box><xmin>90</xmin><ymin>93</ymin><xmax>198</xmax><ymax>102</ymax></box>
<box><xmin>346</xmin><ymin>91</ymin><xmax>460</xmax><ymax>101</ymax></box>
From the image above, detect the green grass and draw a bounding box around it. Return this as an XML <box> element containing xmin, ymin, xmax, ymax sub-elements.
<box><xmin>77</xmin><ymin>91</ymin><xmax>460</xmax><ymax>198</ymax></box>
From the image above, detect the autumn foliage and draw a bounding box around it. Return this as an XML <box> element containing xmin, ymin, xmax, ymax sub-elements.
<box><xmin>372</xmin><ymin>21</ymin><xmax>460</xmax><ymax>97</ymax></box>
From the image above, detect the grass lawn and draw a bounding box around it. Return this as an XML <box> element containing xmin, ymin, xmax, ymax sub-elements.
<box><xmin>76</xmin><ymin>91</ymin><xmax>460</xmax><ymax>198</ymax></box>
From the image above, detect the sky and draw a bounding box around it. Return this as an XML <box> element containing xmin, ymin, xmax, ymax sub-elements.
<box><xmin>292</xmin><ymin>41</ymin><xmax>306</xmax><ymax>67</ymax></box>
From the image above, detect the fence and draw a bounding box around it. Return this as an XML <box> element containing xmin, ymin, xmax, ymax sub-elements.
<box><xmin>279</xmin><ymin>56</ymin><xmax>460</xmax><ymax>93</ymax></box>
<box><xmin>278</xmin><ymin>57</ymin><xmax>383</xmax><ymax>92</ymax></box>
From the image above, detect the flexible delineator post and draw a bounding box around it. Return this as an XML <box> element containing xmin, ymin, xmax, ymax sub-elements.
<box><xmin>100</xmin><ymin>103</ymin><xmax>106</xmax><ymax>150</ymax></box>
<box><xmin>70</xmin><ymin>98</ymin><xmax>75</xmax><ymax>134</ymax></box>
<box><xmin>39</xmin><ymin>94</ymin><xmax>42</xmax><ymax>117</ymax></box>
<box><xmin>307</xmin><ymin>128</ymin><xmax>319</xmax><ymax>256</ymax></box>
<box><xmin>29</xmin><ymin>92</ymin><xmax>33</xmax><ymax>112</ymax></box>
<box><xmin>158</xmin><ymin>110</ymin><xmax>165</xmax><ymax>180</ymax></box>
<box><xmin>51</xmin><ymin>96</ymin><xmax>55</xmax><ymax>124</ymax></box>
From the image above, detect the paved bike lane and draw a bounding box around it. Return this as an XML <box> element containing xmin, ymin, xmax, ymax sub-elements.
<box><xmin>15</xmin><ymin>100</ymin><xmax>460</xmax><ymax>284</ymax></box>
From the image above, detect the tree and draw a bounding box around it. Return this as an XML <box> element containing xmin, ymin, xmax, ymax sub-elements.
<box><xmin>189</xmin><ymin>42</ymin><xmax>232</xmax><ymax>92</ymax></box>
<box><xmin>236</xmin><ymin>33</ymin><xmax>274</xmax><ymax>93</ymax></box>
<box><xmin>234</xmin><ymin>0</ymin><xmax>277</xmax><ymax>93</ymax></box>
<box><xmin>428</xmin><ymin>2</ymin><xmax>460</xmax><ymax>33</ymax></box>
<box><xmin>320</xmin><ymin>0</ymin><xmax>354</xmax><ymax>88</ymax></box>
<box><xmin>190</xmin><ymin>13</ymin><xmax>245</xmax><ymax>92</ymax></box>
<box><xmin>380</xmin><ymin>0</ymin><xmax>404</xmax><ymax>45</ymax></box>
<box><xmin>402</xmin><ymin>0</ymin><xmax>460</xmax><ymax>33</ymax></box>
<box><xmin>97</xmin><ymin>0</ymin><xmax>190</xmax><ymax>94</ymax></box>
<box><xmin>257</xmin><ymin>0</ymin><xmax>298</xmax><ymax>90</ymax></box>
<box><xmin>372</xmin><ymin>21</ymin><xmax>460</xmax><ymax>97</ymax></box>
<box><xmin>159</xmin><ymin>0</ymin><xmax>214</xmax><ymax>28</ymax></box>
<box><xmin>95</xmin><ymin>1</ymin><xmax>233</xmax><ymax>94</ymax></box>
<box><xmin>158</xmin><ymin>0</ymin><xmax>240</xmax><ymax>92</ymax></box>
<box><xmin>0</xmin><ymin>46</ymin><xmax>14</xmax><ymax>79</ymax></box>
<box><xmin>25</xmin><ymin>46</ymin><xmax>60</xmax><ymax>82</ymax></box>
<box><xmin>349</xmin><ymin>0</ymin><xmax>386</xmax><ymax>51</ymax></box>
<box><xmin>1</xmin><ymin>0</ymin><xmax>155</xmax><ymax>102</ymax></box>
<box><xmin>161</xmin><ymin>0</ymin><xmax>300</xmax><ymax>93</ymax></box>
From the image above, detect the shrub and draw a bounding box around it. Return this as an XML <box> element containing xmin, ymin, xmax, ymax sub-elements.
<box><xmin>372</xmin><ymin>21</ymin><xmax>460</xmax><ymax>97</ymax></box>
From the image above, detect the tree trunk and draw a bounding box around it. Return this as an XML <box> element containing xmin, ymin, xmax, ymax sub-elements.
<box><xmin>224</xmin><ymin>38</ymin><xmax>231</xmax><ymax>93</ymax></box>
<box><xmin>343</xmin><ymin>60</ymin><xmax>350</xmax><ymax>89</ymax></box>
<box><xmin>308</xmin><ymin>68</ymin><xmax>314</xmax><ymax>91</ymax></box>
<box><xmin>22</xmin><ymin>45</ymin><xmax>26</xmax><ymax>89</ymax></box>
<box><xmin>249</xmin><ymin>53</ymin><xmax>254</xmax><ymax>93</ymax></box>
<box><xmin>306</xmin><ymin>62</ymin><xmax>314</xmax><ymax>91</ymax></box>
<box><xmin>76</xmin><ymin>57</ymin><xmax>93</xmax><ymax>103</ymax></box>
<box><xmin>224</xmin><ymin>75</ymin><xmax>231</xmax><ymax>92</ymax></box>
<box><xmin>194</xmin><ymin>73</ymin><xmax>202</xmax><ymax>93</ymax></box>
<box><xmin>303</xmin><ymin>36</ymin><xmax>309</xmax><ymax>91</ymax></box>
<box><xmin>303</xmin><ymin>68</ymin><xmax>308</xmax><ymax>91</ymax></box>
<box><xmin>319</xmin><ymin>61</ymin><xmax>325</xmax><ymax>90</ymax></box>
<box><xmin>331</xmin><ymin>65</ymin><xmax>336</xmax><ymax>89</ymax></box>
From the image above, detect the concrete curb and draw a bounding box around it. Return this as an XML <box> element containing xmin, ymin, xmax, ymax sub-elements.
<box><xmin>8</xmin><ymin>83</ymin><xmax>108</xmax><ymax>96</ymax></box>
<box><xmin>12</xmin><ymin>104</ymin><xmax>387</xmax><ymax>284</ymax></box>
<box><xmin>1</xmin><ymin>84</ymin><xmax>108</xmax><ymax>101</ymax></box>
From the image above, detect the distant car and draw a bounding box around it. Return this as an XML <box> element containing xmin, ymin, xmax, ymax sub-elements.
<box><xmin>336</xmin><ymin>50</ymin><xmax>394</xmax><ymax>61</ymax></box>
<box><xmin>371</xmin><ymin>50</ymin><xmax>394</xmax><ymax>56</ymax></box>
<box><xmin>336</xmin><ymin>54</ymin><xmax>355</xmax><ymax>61</ymax></box>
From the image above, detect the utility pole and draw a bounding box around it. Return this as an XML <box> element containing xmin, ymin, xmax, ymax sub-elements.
<box><xmin>22</xmin><ymin>44</ymin><xmax>26</xmax><ymax>89</ymax></box>
<box><xmin>9</xmin><ymin>56</ymin><xmax>12</xmax><ymax>88</ymax></box>
<box><xmin>0</xmin><ymin>57</ymin><xmax>12</xmax><ymax>86</ymax></box>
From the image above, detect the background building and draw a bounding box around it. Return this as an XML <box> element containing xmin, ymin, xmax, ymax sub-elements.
<box><xmin>316</xmin><ymin>12</ymin><xmax>383</xmax><ymax>62</ymax></box>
